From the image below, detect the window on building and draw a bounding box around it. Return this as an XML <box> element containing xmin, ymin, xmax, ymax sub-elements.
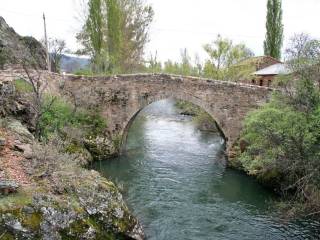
<box><xmin>268</xmin><ymin>80</ymin><xmax>272</xmax><ymax>87</ymax></box>
<box><xmin>251</xmin><ymin>79</ymin><xmax>256</xmax><ymax>84</ymax></box>
<box><xmin>259</xmin><ymin>79</ymin><xmax>263</xmax><ymax>86</ymax></box>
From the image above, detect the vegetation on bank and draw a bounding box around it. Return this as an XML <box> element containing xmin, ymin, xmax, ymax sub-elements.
<box><xmin>1</xmin><ymin>77</ymin><xmax>143</xmax><ymax>239</ymax></box>
<box><xmin>237</xmin><ymin>34</ymin><xmax>320</xmax><ymax>217</ymax></box>
<box><xmin>13</xmin><ymin>67</ymin><xmax>116</xmax><ymax>161</ymax></box>
<box><xmin>39</xmin><ymin>97</ymin><xmax>107</xmax><ymax>140</ymax></box>
<box><xmin>175</xmin><ymin>100</ymin><xmax>219</xmax><ymax>133</ymax></box>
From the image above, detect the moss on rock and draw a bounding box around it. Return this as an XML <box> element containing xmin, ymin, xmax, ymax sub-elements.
<box><xmin>0</xmin><ymin>169</ymin><xmax>144</xmax><ymax>240</ymax></box>
<box><xmin>84</xmin><ymin>136</ymin><xmax>118</xmax><ymax>160</ymax></box>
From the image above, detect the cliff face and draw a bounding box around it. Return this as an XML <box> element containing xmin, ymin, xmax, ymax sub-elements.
<box><xmin>0</xmin><ymin>16</ymin><xmax>47</xmax><ymax>69</ymax></box>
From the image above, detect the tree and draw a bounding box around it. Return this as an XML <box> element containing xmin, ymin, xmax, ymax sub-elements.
<box><xmin>203</xmin><ymin>35</ymin><xmax>232</xmax><ymax>71</ymax></box>
<box><xmin>180</xmin><ymin>48</ymin><xmax>192</xmax><ymax>75</ymax></box>
<box><xmin>47</xmin><ymin>38</ymin><xmax>66</xmax><ymax>73</ymax></box>
<box><xmin>21</xmin><ymin>65</ymin><xmax>56</xmax><ymax>139</ymax></box>
<box><xmin>276</xmin><ymin>34</ymin><xmax>320</xmax><ymax>112</ymax></box>
<box><xmin>194</xmin><ymin>54</ymin><xmax>203</xmax><ymax>76</ymax></box>
<box><xmin>118</xmin><ymin>0</ymin><xmax>153</xmax><ymax>72</ymax></box>
<box><xmin>148</xmin><ymin>51</ymin><xmax>162</xmax><ymax>73</ymax></box>
<box><xmin>106</xmin><ymin>0</ymin><xmax>122</xmax><ymax>71</ymax></box>
<box><xmin>264</xmin><ymin>0</ymin><xmax>284</xmax><ymax>60</ymax></box>
<box><xmin>203</xmin><ymin>60</ymin><xmax>217</xmax><ymax>78</ymax></box>
<box><xmin>240</xmin><ymin>34</ymin><xmax>320</xmax><ymax>216</ymax></box>
<box><xmin>163</xmin><ymin>60</ymin><xmax>180</xmax><ymax>75</ymax></box>
<box><xmin>285</xmin><ymin>33</ymin><xmax>320</xmax><ymax>78</ymax></box>
<box><xmin>77</xmin><ymin>0</ymin><xmax>154</xmax><ymax>73</ymax></box>
<box><xmin>81</xmin><ymin>0</ymin><xmax>109</xmax><ymax>73</ymax></box>
<box><xmin>203</xmin><ymin>35</ymin><xmax>253</xmax><ymax>80</ymax></box>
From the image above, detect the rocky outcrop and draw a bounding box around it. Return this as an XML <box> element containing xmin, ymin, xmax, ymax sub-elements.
<box><xmin>0</xmin><ymin>180</ymin><xmax>19</xmax><ymax>195</ymax></box>
<box><xmin>0</xmin><ymin>86</ymin><xmax>144</xmax><ymax>239</ymax></box>
<box><xmin>0</xmin><ymin>170</ymin><xmax>144</xmax><ymax>240</ymax></box>
<box><xmin>0</xmin><ymin>16</ymin><xmax>46</xmax><ymax>69</ymax></box>
<box><xmin>0</xmin><ymin>80</ymin><xmax>31</xmax><ymax>123</ymax></box>
<box><xmin>84</xmin><ymin>136</ymin><xmax>118</xmax><ymax>160</ymax></box>
<box><xmin>0</xmin><ymin>80</ymin><xmax>16</xmax><ymax>116</ymax></box>
<box><xmin>0</xmin><ymin>119</ymin><xmax>144</xmax><ymax>239</ymax></box>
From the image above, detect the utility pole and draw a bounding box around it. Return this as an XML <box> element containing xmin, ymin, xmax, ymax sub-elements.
<box><xmin>43</xmin><ymin>13</ymin><xmax>51</xmax><ymax>72</ymax></box>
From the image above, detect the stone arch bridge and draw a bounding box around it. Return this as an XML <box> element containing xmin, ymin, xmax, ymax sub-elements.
<box><xmin>60</xmin><ymin>73</ymin><xmax>272</xmax><ymax>153</ymax></box>
<box><xmin>0</xmin><ymin>70</ymin><xmax>272</xmax><ymax>154</ymax></box>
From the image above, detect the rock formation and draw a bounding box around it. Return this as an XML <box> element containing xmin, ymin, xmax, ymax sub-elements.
<box><xmin>0</xmin><ymin>16</ymin><xmax>47</xmax><ymax>69</ymax></box>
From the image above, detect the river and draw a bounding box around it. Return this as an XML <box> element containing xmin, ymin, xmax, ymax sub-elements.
<box><xmin>92</xmin><ymin>99</ymin><xmax>320</xmax><ymax>240</ymax></box>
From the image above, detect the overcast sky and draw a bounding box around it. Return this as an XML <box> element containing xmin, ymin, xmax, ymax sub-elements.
<box><xmin>0</xmin><ymin>0</ymin><xmax>319</xmax><ymax>62</ymax></box>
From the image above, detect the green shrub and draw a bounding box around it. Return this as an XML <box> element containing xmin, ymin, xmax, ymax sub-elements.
<box><xmin>175</xmin><ymin>100</ymin><xmax>201</xmax><ymax>116</ymax></box>
<box><xmin>193</xmin><ymin>111</ymin><xmax>218</xmax><ymax>132</ymax></box>
<box><xmin>240</xmin><ymin>95</ymin><xmax>320</xmax><ymax>204</ymax></box>
<box><xmin>73</xmin><ymin>68</ymin><xmax>94</xmax><ymax>76</ymax></box>
<box><xmin>39</xmin><ymin>96</ymin><xmax>107</xmax><ymax>140</ymax></box>
<box><xmin>14</xmin><ymin>79</ymin><xmax>33</xmax><ymax>93</ymax></box>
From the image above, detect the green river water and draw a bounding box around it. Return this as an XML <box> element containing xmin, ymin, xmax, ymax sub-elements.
<box><xmin>92</xmin><ymin>99</ymin><xmax>320</xmax><ymax>240</ymax></box>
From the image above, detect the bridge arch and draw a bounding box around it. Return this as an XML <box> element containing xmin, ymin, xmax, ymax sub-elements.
<box><xmin>119</xmin><ymin>94</ymin><xmax>228</xmax><ymax>154</ymax></box>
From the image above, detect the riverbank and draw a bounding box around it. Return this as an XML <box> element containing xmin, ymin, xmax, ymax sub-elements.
<box><xmin>93</xmin><ymin>99</ymin><xmax>320</xmax><ymax>239</ymax></box>
<box><xmin>0</xmin><ymin>80</ymin><xmax>144</xmax><ymax>239</ymax></box>
<box><xmin>174</xmin><ymin>100</ymin><xmax>220</xmax><ymax>133</ymax></box>
<box><xmin>176</xmin><ymin>98</ymin><xmax>320</xmax><ymax>220</ymax></box>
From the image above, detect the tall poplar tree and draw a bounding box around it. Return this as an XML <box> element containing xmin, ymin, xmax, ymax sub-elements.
<box><xmin>106</xmin><ymin>0</ymin><xmax>122</xmax><ymax>71</ymax></box>
<box><xmin>82</xmin><ymin>0</ymin><xmax>109</xmax><ymax>72</ymax></box>
<box><xmin>77</xmin><ymin>0</ymin><xmax>153</xmax><ymax>73</ymax></box>
<box><xmin>263</xmin><ymin>0</ymin><xmax>284</xmax><ymax>60</ymax></box>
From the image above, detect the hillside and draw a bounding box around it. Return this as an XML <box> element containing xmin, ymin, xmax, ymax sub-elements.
<box><xmin>0</xmin><ymin>16</ymin><xmax>46</xmax><ymax>69</ymax></box>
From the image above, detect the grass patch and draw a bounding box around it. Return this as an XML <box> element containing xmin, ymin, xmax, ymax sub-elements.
<box><xmin>39</xmin><ymin>96</ymin><xmax>107</xmax><ymax>140</ymax></box>
<box><xmin>0</xmin><ymin>189</ymin><xmax>33</xmax><ymax>212</ymax></box>
<box><xmin>73</xmin><ymin>68</ymin><xmax>94</xmax><ymax>76</ymax></box>
<box><xmin>13</xmin><ymin>79</ymin><xmax>33</xmax><ymax>93</ymax></box>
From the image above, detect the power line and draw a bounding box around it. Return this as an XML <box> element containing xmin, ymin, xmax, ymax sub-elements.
<box><xmin>0</xmin><ymin>8</ymin><xmax>74</xmax><ymax>23</ymax></box>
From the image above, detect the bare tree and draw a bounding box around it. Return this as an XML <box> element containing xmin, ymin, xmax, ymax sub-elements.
<box><xmin>41</xmin><ymin>38</ymin><xmax>67</xmax><ymax>73</ymax></box>
<box><xmin>19</xmin><ymin>63</ymin><xmax>56</xmax><ymax>139</ymax></box>
<box><xmin>10</xmin><ymin>43</ymin><xmax>56</xmax><ymax>139</ymax></box>
<box><xmin>286</xmin><ymin>33</ymin><xmax>320</xmax><ymax>72</ymax></box>
<box><xmin>48</xmin><ymin>38</ymin><xmax>67</xmax><ymax>73</ymax></box>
